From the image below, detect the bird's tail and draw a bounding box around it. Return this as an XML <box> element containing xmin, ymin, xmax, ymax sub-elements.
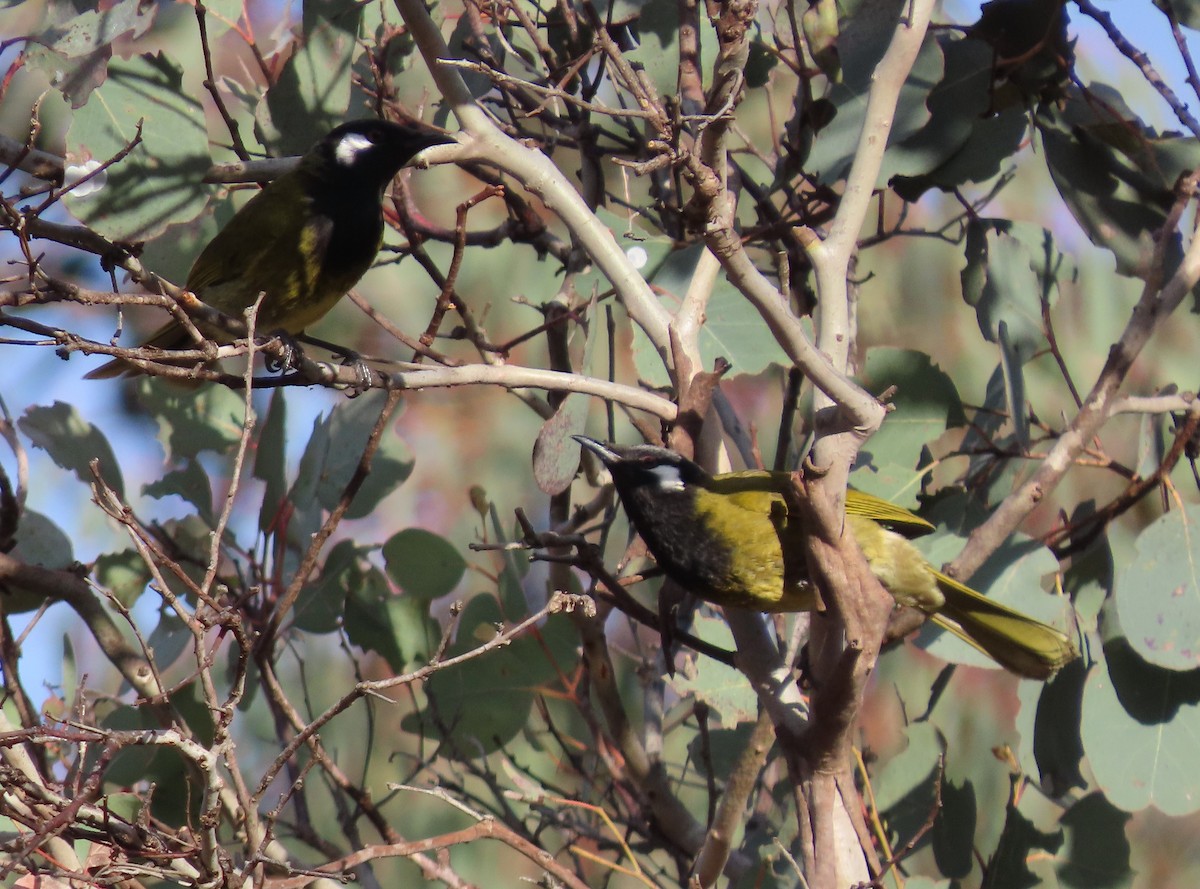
<box><xmin>929</xmin><ymin>569</ymin><xmax>1077</xmax><ymax>680</ymax></box>
<box><xmin>84</xmin><ymin>323</ymin><xmax>191</xmax><ymax>380</ymax></box>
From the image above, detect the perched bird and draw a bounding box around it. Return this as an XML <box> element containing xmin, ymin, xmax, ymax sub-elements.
<box><xmin>87</xmin><ymin>119</ymin><xmax>452</xmax><ymax>379</ymax></box>
<box><xmin>574</xmin><ymin>436</ymin><xmax>1077</xmax><ymax>680</ymax></box>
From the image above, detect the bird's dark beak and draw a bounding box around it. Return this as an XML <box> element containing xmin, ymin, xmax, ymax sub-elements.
<box><xmin>573</xmin><ymin>435</ymin><xmax>620</xmax><ymax>466</ymax></box>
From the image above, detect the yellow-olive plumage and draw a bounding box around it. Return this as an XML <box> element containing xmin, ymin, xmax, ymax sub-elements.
<box><xmin>87</xmin><ymin>119</ymin><xmax>451</xmax><ymax>379</ymax></box>
<box><xmin>575</xmin><ymin>437</ymin><xmax>1077</xmax><ymax>680</ymax></box>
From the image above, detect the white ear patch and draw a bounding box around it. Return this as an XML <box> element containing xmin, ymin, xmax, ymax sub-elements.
<box><xmin>648</xmin><ymin>464</ymin><xmax>686</xmax><ymax>492</ymax></box>
<box><xmin>335</xmin><ymin>132</ymin><xmax>374</xmax><ymax>166</ymax></box>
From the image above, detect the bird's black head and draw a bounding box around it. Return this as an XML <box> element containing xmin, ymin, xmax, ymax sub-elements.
<box><xmin>573</xmin><ymin>436</ymin><xmax>711</xmax><ymax>497</ymax></box>
<box><xmin>305</xmin><ymin>119</ymin><xmax>453</xmax><ymax>193</ymax></box>
<box><xmin>574</xmin><ymin>436</ymin><xmax>738</xmax><ymax>601</ymax></box>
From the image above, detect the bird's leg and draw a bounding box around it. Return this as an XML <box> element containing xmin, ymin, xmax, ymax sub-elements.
<box><xmin>260</xmin><ymin>330</ymin><xmax>305</xmax><ymax>373</ymax></box>
<box><xmin>297</xmin><ymin>333</ymin><xmax>373</xmax><ymax>392</ymax></box>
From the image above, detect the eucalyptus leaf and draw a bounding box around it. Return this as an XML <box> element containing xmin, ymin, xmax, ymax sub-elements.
<box><xmin>533</xmin><ymin>296</ymin><xmax>599</xmax><ymax>495</ymax></box>
<box><xmin>291</xmin><ymin>390</ymin><xmax>414</xmax><ymax>522</ymax></box>
<box><xmin>998</xmin><ymin>321</ymin><xmax>1029</xmax><ymax>450</ymax></box>
<box><xmin>1114</xmin><ymin>504</ymin><xmax>1200</xmax><ymax>670</ymax></box>
<box><xmin>1159</xmin><ymin>0</ymin><xmax>1200</xmax><ymax>30</ymax></box>
<box><xmin>1081</xmin><ymin>636</ymin><xmax>1200</xmax><ymax>815</ymax></box>
<box><xmin>138</xmin><ymin>378</ymin><xmax>246</xmax><ymax>462</ymax></box>
<box><xmin>24</xmin><ymin>0</ymin><xmax>158</xmax><ymax>107</ymax></box>
<box><xmin>1015</xmin><ymin>659</ymin><xmax>1088</xmax><ymax>797</ymax></box>
<box><xmin>344</xmin><ymin>564</ymin><xmax>408</xmax><ymax>671</ymax></box>
<box><xmin>292</xmin><ymin>539</ymin><xmax>357</xmax><ymax>633</ymax></box>
<box><xmin>19</xmin><ymin>402</ymin><xmax>124</xmax><ymax>499</ymax></box>
<box><xmin>853</xmin><ymin>348</ymin><xmax>965</xmax><ymax>507</ymax></box>
<box><xmin>144</xmin><ymin>459</ymin><xmax>214</xmax><ymax>524</ymax></box>
<box><xmin>254</xmin><ymin>389</ymin><xmax>289</xmax><ymax>534</ymax></box>
<box><xmin>805</xmin><ymin>1</ymin><xmax>940</xmax><ymax>183</ymax></box>
<box><xmin>256</xmin><ymin>0</ymin><xmax>361</xmax><ymax>153</ymax></box>
<box><xmin>382</xmin><ymin>528</ymin><xmax>466</xmax><ymax>601</ymax></box>
<box><xmin>1038</xmin><ymin>88</ymin><xmax>1200</xmax><ymax>282</ymax></box>
<box><xmin>633</xmin><ymin>242</ymin><xmax>791</xmax><ymax>386</ymax></box>
<box><xmin>873</xmin><ymin>721</ymin><xmax>945</xmax><ymax>851</ymax></box>
<box><xmin>65</xmin><ymin>53</ymin><xmax>210</xmax><ymax>241</ymax></box>
<box><xmin>2</xmin><ymin>511</ymin><xmax>75</xmax><ymax>613</ymax></box>
<box><xmin>986</xmin><ymin>788</ymin><xmax>1064</xmax><ymax>889</ymax></box>
<box><xmin>95</xmin><ymin>549</ymin><xmax>153</xmax><ymax>609</ymax></box>
<box><xmin>960</xmin><ymin>219</ymin><xmax>1054</xmax><ymax>365</ymax></box>
<box><xmin>43</xmin><ymin>0</ymin><xmax>156</xmax><ymax>59</ymax></box>
<box><xmin>666</xmin><ymin>614</ymin><xmax>757</xmax><ymax>726</ymax></box>
<box><xmin>407</xmin><ymin>595</ymin><xmax>542</xmax><ymax>754</ymax></box>
<box><xmin>885</xmin><ymin>36</ymin><xmax>1000</xmax><ymax>185</ymax></box>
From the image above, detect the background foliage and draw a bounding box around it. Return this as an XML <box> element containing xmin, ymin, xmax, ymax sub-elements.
<box><xmin>2</xmin><ymin>0</ymin><xmax>1200</xmax><ymax>886</ymax></box>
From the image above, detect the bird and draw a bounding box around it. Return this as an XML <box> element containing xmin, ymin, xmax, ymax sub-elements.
<box><xmin>86</xmin><ymin>119</ymin><xmax>453</xmax><ymax>379</ymax></box>
<box><xmin>574</xmin><ymin>436</ymin><xmax>1078</xmax><ymax>680</ymax></box>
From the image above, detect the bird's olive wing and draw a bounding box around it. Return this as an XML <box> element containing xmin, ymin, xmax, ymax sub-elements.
<box><xmin>185</xmin><ymin>176</ymin><xmax>314</xmax><ymax>299</ymax></box>
<box><xmin>845</xmin><ymin>489</ymin><xmax>935</xmax><ymax>537</ymax></box>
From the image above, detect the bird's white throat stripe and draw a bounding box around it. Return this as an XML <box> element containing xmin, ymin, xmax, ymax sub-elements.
<box><xmin>335</xmin><ymin>133</ymin><xmax>374</xmax><ymax>166</ymax></box>
<box><xmin>648</xmin><ymin>464</ymin><xmax>686</xmax><ymax>492</ymax></box>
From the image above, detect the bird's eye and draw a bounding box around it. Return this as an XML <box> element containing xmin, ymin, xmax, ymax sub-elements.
<box><xmin>366</xmin><ymin>127</ymin><xmax>384</xmax><ymax>144</ymax></box>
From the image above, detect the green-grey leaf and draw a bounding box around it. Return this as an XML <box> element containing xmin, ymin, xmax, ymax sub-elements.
<box><xmin>382</xmin><ymin>528</ymin><xmax>466</xmax><ymax>601</ymax></box>
<box><xmin>533</xmin><ymin>295</ymin><xmax>599</xmax><ymax>495</ymax></box>
<box><xmin>138</xmin><ymin>377</ymin><xmax>246</xmax><ymax>461</ymax></box>
<box><xmin>641</xmin><ymin>243</ymin><xmax>791</xmax><ymax>385</ymax></box>
<box><xmin>256</xmin><ymin>0</ymin><xmax>361</xmax><ymax>153</ymax></box>
<box><xmin>95</xmin><ymin>550</ymin><xmax>152</xmax><ymax>609</ymax></box>
<box><xmin>533</xmin><ymin>393</ymin><xmax>590</xmax><ymax>496</ymax></box>
<box><xmin>43</xmin><ymin>0</ymin><xmax>155</xmax><ymax>58</ymax></box>
<box><xmin>406</xmin><ymin>595</ymin><xmax>536</xmax><ymax>754</ymax></box>
<box><xmin>1081</xmin><ymin>636</ymin><xmax>1200</xmax><ymax>815</ymax></box>
<box><xmin>144</xmin><ymin>459</ymin><xmax>214</xmax><ymax>525</ymax></box>
<box><xmin>961</xmin><ymin>220</ymin><xmax>1049</xmax><ymax>365</ymax></box>
<box><xmin>873</xmin><ymin>721</ymin><xmax>945</xmax><ymax>847</ymax></box>
<box><xmin>292</xmin><ymin>390</ymin><xmax>414</xmax><ymax>521</ymax></box>
<box><xmin>65</xmin><ymin>53</ymin><xmax>210</xmax><ymax>241</ymax></box>
<box><xmin>666</xmin><ymin>615</ymin><xmax>757</xmax><ymax>725</ymax></box>
<box><xmin>1114</xmin><ymin>504</ymin><xmax>1200</xmax><ymax>670</ymax></box>
<box><xmin>487</xmin><ymin>503</ymin><xmax>531</xmax><ymax>619</ymax></box>
<box><xmin>254</xmin><ymin>389</ymin><xmax>289</xmax><ymax>534</ymax></box>
<box><xmin>986</xmin><ymin>790</ymin><xmax>1064</xmax><ymax>889</ymax></box>
<box><xmin>23</xmin><ymin>0</ymin><xmax>158</xmax><ymax>108</ymax></box>
<box><xmin>19</xmin><ymin>402</ymin><xmax>124</xmax><ymax>499</ymax></box>
<box><xmin>1159</xmin><ymin>0</ymin><xmax>1200</xmax><ymax>30</ymax></box>
<box><xmin>292</xmin><ymin>539</ymin><xmax>357</xmax><ymax>633</ymax></box>
<box><xmin>344</xmin><ymin>564</ymin><xmax>408</xmax><ymax>671</ymax></box>
<box><xmin>884</xmin><ymin>37</ymin><xmax>994</xmax><ymax>181</ymax></box>
<box><xmin>998</xmin><ymin>321</ymin><xmax>1029</xmax><ymax>450</ymax></box>
<box><xmin>853</xmin><ymin>348</ymin><xmax>966</xmax><ymax>507</ymax></box>
<box><xmin>1038</xmin><ymin>91</ymin><xmax>1200</xmax><ymax>281</ymax></box>
<box><xmin>625</xmin><ymin>0</ymin><xmax>717</xmax><ymax>100</ymax></box>
<box><xmin>805</xmin><ymin>3</ymin><xmax>940</xmax><ymax>183</ymax></box>
<box><xmin>1</xmin><ymin>511</ymin><xmax>75</xmax><ymax>613</ymax></box>
<box><xmin>1015</xmin><ymin>660</ymin><xmax>1088</xmax><ymax>797</ymax></box>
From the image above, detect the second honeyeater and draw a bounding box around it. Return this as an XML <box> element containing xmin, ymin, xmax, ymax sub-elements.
<box><xmin>575</xmin><ymin>436</ymin><xmax>1077</xmax><ymax>680</ymax></box>
<box><xmin>87</xmin><ymin>119</ymin><xmax>452</xmax><ymax>379</ymax></box>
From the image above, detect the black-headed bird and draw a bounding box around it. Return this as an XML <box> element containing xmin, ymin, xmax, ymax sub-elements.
<box><xmin>575</xmin><ymin>436</ymin><xmax>1077</xmax><ymax>680</ymax></box>
<box><xmin>87</xmin><ymin>119</ymin><xmax>451</xmax><ymax>379</ymax></box>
